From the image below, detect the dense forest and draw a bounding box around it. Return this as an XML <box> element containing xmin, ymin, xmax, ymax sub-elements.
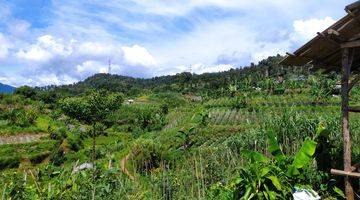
<box><xmin>0</xmin><ymin>55</ymin><xmax>359</xmax><ymax>199</ymax></box>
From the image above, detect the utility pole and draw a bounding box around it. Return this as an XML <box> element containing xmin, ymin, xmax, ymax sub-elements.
<box><xmin>108</xmin><ymin>59</ymin><xmax>112</xmax><ymax>74</ymax></box>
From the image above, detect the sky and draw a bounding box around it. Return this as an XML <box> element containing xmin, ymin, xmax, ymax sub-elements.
<box><xmin>0</xmin><ymin>0</ymin><xmax>355</xmax><ymax>87</ymax></box>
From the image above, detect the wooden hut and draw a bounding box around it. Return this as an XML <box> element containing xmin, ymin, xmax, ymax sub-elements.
<box><xmin>281</xmin><ymin>1</ymin><xmax>360</xmax><ymax>199</ymax></box>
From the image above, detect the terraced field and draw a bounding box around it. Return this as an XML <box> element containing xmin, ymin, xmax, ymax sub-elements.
<box><xmin>0</xmin><ymin>133</ymin><xmax>47</xmax><ymax>145</ymax></box>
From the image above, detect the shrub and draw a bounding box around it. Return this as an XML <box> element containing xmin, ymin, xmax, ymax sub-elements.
<box><xmin>273</xmin><ymin>87</ymin><xmax>285</xmax><ymax>95</ymax></box>
<box><xmin>130</xmin><ymin>139</ymin><xmax>163</xmax><ymax>173</ymax></box>
<box><xmin>107</xmin><ymin>105</ymin><xmax>166</xmax><ymax>132</ymax></box>
<box><xmin>15</xmin><ymin>86</ymin><xmax>37</xmax><ymax>99</ymax></box>
<box><xmin>149</xmin><ymin>92</ymin><xmax>186</xmax><ymax>108</ymax></box>
<box><xmin>67</xmin><ymin>132</ymin><xmax>83</xmax><ymax>151</ymax></box>
<box><xmin>231</xmin><ymin>95</ymin><xmax>247</xmax><ymax>109</ymax></box>
<box><xmin>50</xmin><ymin>146</ymin><xmax>66</xmax><ymax>166</ymax></box>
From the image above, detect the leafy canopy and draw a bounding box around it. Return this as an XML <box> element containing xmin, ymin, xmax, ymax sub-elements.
<box><xmin>59</xmin><ymin>90</ymin><xmax>123</xmax><ymax>124</ymax></box>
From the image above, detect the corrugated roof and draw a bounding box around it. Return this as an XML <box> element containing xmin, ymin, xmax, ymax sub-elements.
<box><xmin>281</xmin><ymin>1</ymin><xmax>360</xmax><ymax>72</ymax></box>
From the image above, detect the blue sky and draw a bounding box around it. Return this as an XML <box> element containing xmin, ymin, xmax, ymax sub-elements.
<box><xmin>0</xmin><ymin>0</ymin><xmax>355</xmax><ymax>86</ymax></box>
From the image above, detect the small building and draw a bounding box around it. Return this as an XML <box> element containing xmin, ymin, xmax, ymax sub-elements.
<box><xmin>126</xmin><ymin>99</ymin><xmax>134</xmax><ymax>104</ymax></box>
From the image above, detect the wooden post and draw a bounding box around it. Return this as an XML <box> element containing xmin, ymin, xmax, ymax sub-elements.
<box><xmin>341</xmin><ymin>47</ymin><xmax>354</xmax><ymax>200</ymax></box>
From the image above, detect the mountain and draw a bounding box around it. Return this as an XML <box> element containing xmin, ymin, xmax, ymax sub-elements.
<box><xmin>0</xmin><ymin>83</ymin><xmax>15</xmax><ymax>94</ymax></box>
<box><xmin>37</xmin><ymin>55</ymin><xmax>312</xmax><ymax>97</ymax></box>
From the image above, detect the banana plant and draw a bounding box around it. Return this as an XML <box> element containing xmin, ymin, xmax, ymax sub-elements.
<box><xmin>211</xmin><ymin>131</ymin><xmax>318</xmax><ymax>199</ymax></box>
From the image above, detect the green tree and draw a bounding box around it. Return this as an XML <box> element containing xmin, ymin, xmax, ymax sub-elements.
<box><xmin>59</xmin><ymin>90</ymin><xmax>123</xmax><ymax>199</ymax></box>
<box><xmin>15</xmin><ymin>86</ymin><xmax>37</xmax><ymax>99</ymax></box>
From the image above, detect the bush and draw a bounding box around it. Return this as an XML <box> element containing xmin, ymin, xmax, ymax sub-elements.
<box><xmin>149</xmin><ymin>92</ymin><xmax>186</xmax><ymax>108</ymax></box>
<box><xmin>15</xmin><ymin>86</ymin><xmax>37</xmax><ymax>99</ymax></box>
<box><xmin>67</xmin><ymin>132</ymin><xmax>83</xmax><ymax>151</ymax></box>
<box><xmin>50</xmin><ymin>146</ymin><xmax>66</xmax><ymax>166</ymax></box>
<box><xmin>130</xmin><ymin>139</ymin><xmax>163</xmax><ymax>173</ymax></box>
<box><xmin>231</xmin><ymin>95</ymin><xmax>247</xmax><ymax>109</ymax></box>
<box><xmin>107</xmin><ymin>105</ymin><xmax>166</xmax><ymax>132</ymax></box>
<box><xmin>0</xmin><ymin>106</ymin><xmax>39</xmax><ymax>128</ymax></box>
<box><xmin>273</xmin><ymin>87</ymin><xmax>285</xmax><ymax>95</ymax></box>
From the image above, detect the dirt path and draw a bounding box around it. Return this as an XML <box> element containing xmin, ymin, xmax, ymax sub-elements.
<box><xmin>120</xmin><ymin>154</ymin><xmax>135</xmax><ymax>180</ymax></box>
<box><xmin>0</xmin><ymin>133</ymin><xmax>47</xmax><ymax>145</ymax></box>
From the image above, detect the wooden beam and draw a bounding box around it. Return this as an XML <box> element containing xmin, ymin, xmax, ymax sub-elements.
<box><xmin>284</xmin><ymin>52</ymin><xmax>339</xmax><ymax>70</ymax></box>
<box><xmin>349</xmin><ymin>106</ymin><xmax>360</xmax><ymax>113</ymax></box>
<box><xmin>331</xmin><ymin>169</ymin><xmax>360</xmax><ymax>178</ymax></box>
<box><xmin>337</xmin><ymin>18</ymin><xmax>357</xmax><ymax>34</ymax></box>
<box><xmin>286</xmin><ymin>52</ymin><xmax>295</xmax><ymax>57</ymax></box>
<box><xmin>341</xmin><ymin>47</ymin><xmax>354</xmax><ymax>200</ymax></box>
<box><xmin>348</xmin><ymin>33</ymin><xmax>360</xmax><ymax>42</ymax></box>
<box><xmin>327</xmin><ymin>28</ymin><xmax>346</xmax><ymax>43</ymax></box>
<box><xmin>345</xmin><ymin>9</ymin><xmax>360</xmax><ymax>25</ymax></box>
<box><xmin>341</xmin><ymin>40</ymin><xmax>360</xmax><ymax>48</ymax></box>
<box><xmin>317</xmin><ymin>32</ymin><xmax>340</xmax><ymax>46</ymax></box>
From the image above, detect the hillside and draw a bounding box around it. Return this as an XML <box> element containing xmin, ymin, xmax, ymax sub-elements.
<box><xmin>0</xmin><ymin>83</ymin><xmax>15</xmax><ymax>94</ymax></box>
<box><xmin>0</xmin><ymin>54</ymin><xmax>357</xmax><ymax>199</ymax></box>
<box><xmin>38</xmin><ymin>55</ymin><xmax>312</xmax><ymax>97</ymax></box>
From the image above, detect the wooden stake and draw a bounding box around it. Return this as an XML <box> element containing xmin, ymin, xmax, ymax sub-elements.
<box><xmin>331</xmin><ymin>169</ymin><xmax>360</xmax><ymax>178</ymax></box>
<box><xmin>341</xmin><ymin>47</ymin><xmax>354</xmax><ymax>200</ymax></box>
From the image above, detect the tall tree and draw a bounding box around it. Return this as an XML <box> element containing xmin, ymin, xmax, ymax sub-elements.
<box><xmin>59</xmin><ymin>90</ymin><xmax>123</xmax><ymax>199</ymax></box>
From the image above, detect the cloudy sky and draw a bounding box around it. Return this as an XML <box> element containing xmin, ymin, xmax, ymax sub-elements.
<box><xmin>0</xmin><ymin>0</ymin><xmax>354</xmax><ymax>86</ymax></box>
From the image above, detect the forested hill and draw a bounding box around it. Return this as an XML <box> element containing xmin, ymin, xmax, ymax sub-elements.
<box><xmin>37</xmin><ymin>55</ymin><xmax>312</xmax><ymax>97</ymax></box>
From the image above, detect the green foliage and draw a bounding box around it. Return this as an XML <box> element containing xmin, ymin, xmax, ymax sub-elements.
<box><xmin>211</xmin><ymin>131</ymin><xmax>318</xmax><ymax>199</ymax></box>
<box><xmin>0</xmin><ymin>156</ymin><xmax>21</xmax><ymax>169</ymax></box>
<box><xmin>149</xmin><ymin>92</ymin><xmax>187</xmax><ymax>108</ymax></box>
<box><xmin>273</xmin><ymin>86</ymin><xmax>285</xmax><ymax>95</ymax></box>
<box><xmin>108</xmin><ymin>104</ymin><xmax>166</xmax><ymax>133</ymax></box>
<box><xmin>49</xmin><ymin>145</ymin><xmax>66</xmax><ymax>166</ymax></box>
<box><xmin>177</xmin><ymin>127</ymin><xmax>196</xmax><ymax>149</ymax></box>
<box><xmin>15</xmin><ymin>86</ymin><xmax>37</xmax><ymax>99</ymax></box>
<box><xmin>67</xmin><ymin>131</ymin><xmax>84</xmax><ymax>151</ymax></box>
<box><xmin>0</xmin><ymin>107</ymin><xmax>39</xmax><ymax>128</ymax></box>
<box><xmin>231</xmin><ymin>95</ymin><xmax>248</xmax><ymax>109</ymax></box>
<box><xmin>130</xmin><ymin>138</ymin><xmax>163</xmax><ymax>173</ymax></box>
<box><xmin>309</xmin><ymin>73</ymin><xmax>336</xmax><ymax>102</ymax></box>
<box><xmin>192</xmin><ymin>110</ymin><xmax>210</xmax><ymax>126</ymax></box>
<box><xmin>0</xmin><ymin>55</ymin><xmax>356</xmax><ymax>199</ymax></box>
<box><xmin>59</xmin><ymin>90</ymin><xmax>123</xmax><ymax>125</ymax></box>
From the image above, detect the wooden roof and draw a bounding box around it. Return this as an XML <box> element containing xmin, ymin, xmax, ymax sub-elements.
<box><xmin>281</xmin><ymin>1</ymin><xmax>360</xmax><ymax>71</ymax></box>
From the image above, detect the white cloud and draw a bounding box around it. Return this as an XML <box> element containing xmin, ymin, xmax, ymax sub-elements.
<box><xmin>78</xmin><ymin>42</ymin><xmax>121</xmax><ymax>57</ymax></box>
<box><xmin>292</xmin><ymin>16</ymin><xmax>336</xmax><ymax>42</ymax></box>
<box><xmin>122</xmin><ymin>45</ymin><xmax>157</xmax><ymax>66</ymax></box>
<box><xmin>162</xmin><ymin>63</ymin><xmax>234</xmax><ymax>76</ymax></box>
<box><xmin>11</xmin><ymin>34</ymin><xmax>159</xmax><ymax>86</ymax></box>
<box><xmin>0</xmin><ymin>0</ymin><xmax>354</xmax><ymax>86</ymax></box>
<box><xmin>133</xmin><ymin>0</ymin><xmax>298</xmax><ymax>16</ymax></box>
<box><xmin>30</xmin><ymin>73</ymin><xmax>78</xmax><ymax>86</ymax></box>
<box><xmin>76</xmin><ymin>60</ymin><xmax>108</xmax><ymax>74</ymax></box>
<box><xmin>0</xmin><ymin>33</ymin><xmax>11</xmax><ymax>59</ymax></box>
<box><xmin>16</xmin><ymin>35</ymin><xmax>73</xmax><ymax>62</ymax></box>
<box><xmin>16</xmin><ymin>47</ymin><xmax>52</xmax><ymax>62</ymax></box>
<box><xmin>8</xmin><ymin>19</ymin><xmax>30</xmax><ymax>37</ymax></box>
<box><xmin>153</xmin><ymin>19</ymin><xmax>292</xmax><ymax>68</ymax></box>
<box><xmin>191</xmin><ymin>63</ymin><xmax>234</xmax><ymax>74</ymax></box>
